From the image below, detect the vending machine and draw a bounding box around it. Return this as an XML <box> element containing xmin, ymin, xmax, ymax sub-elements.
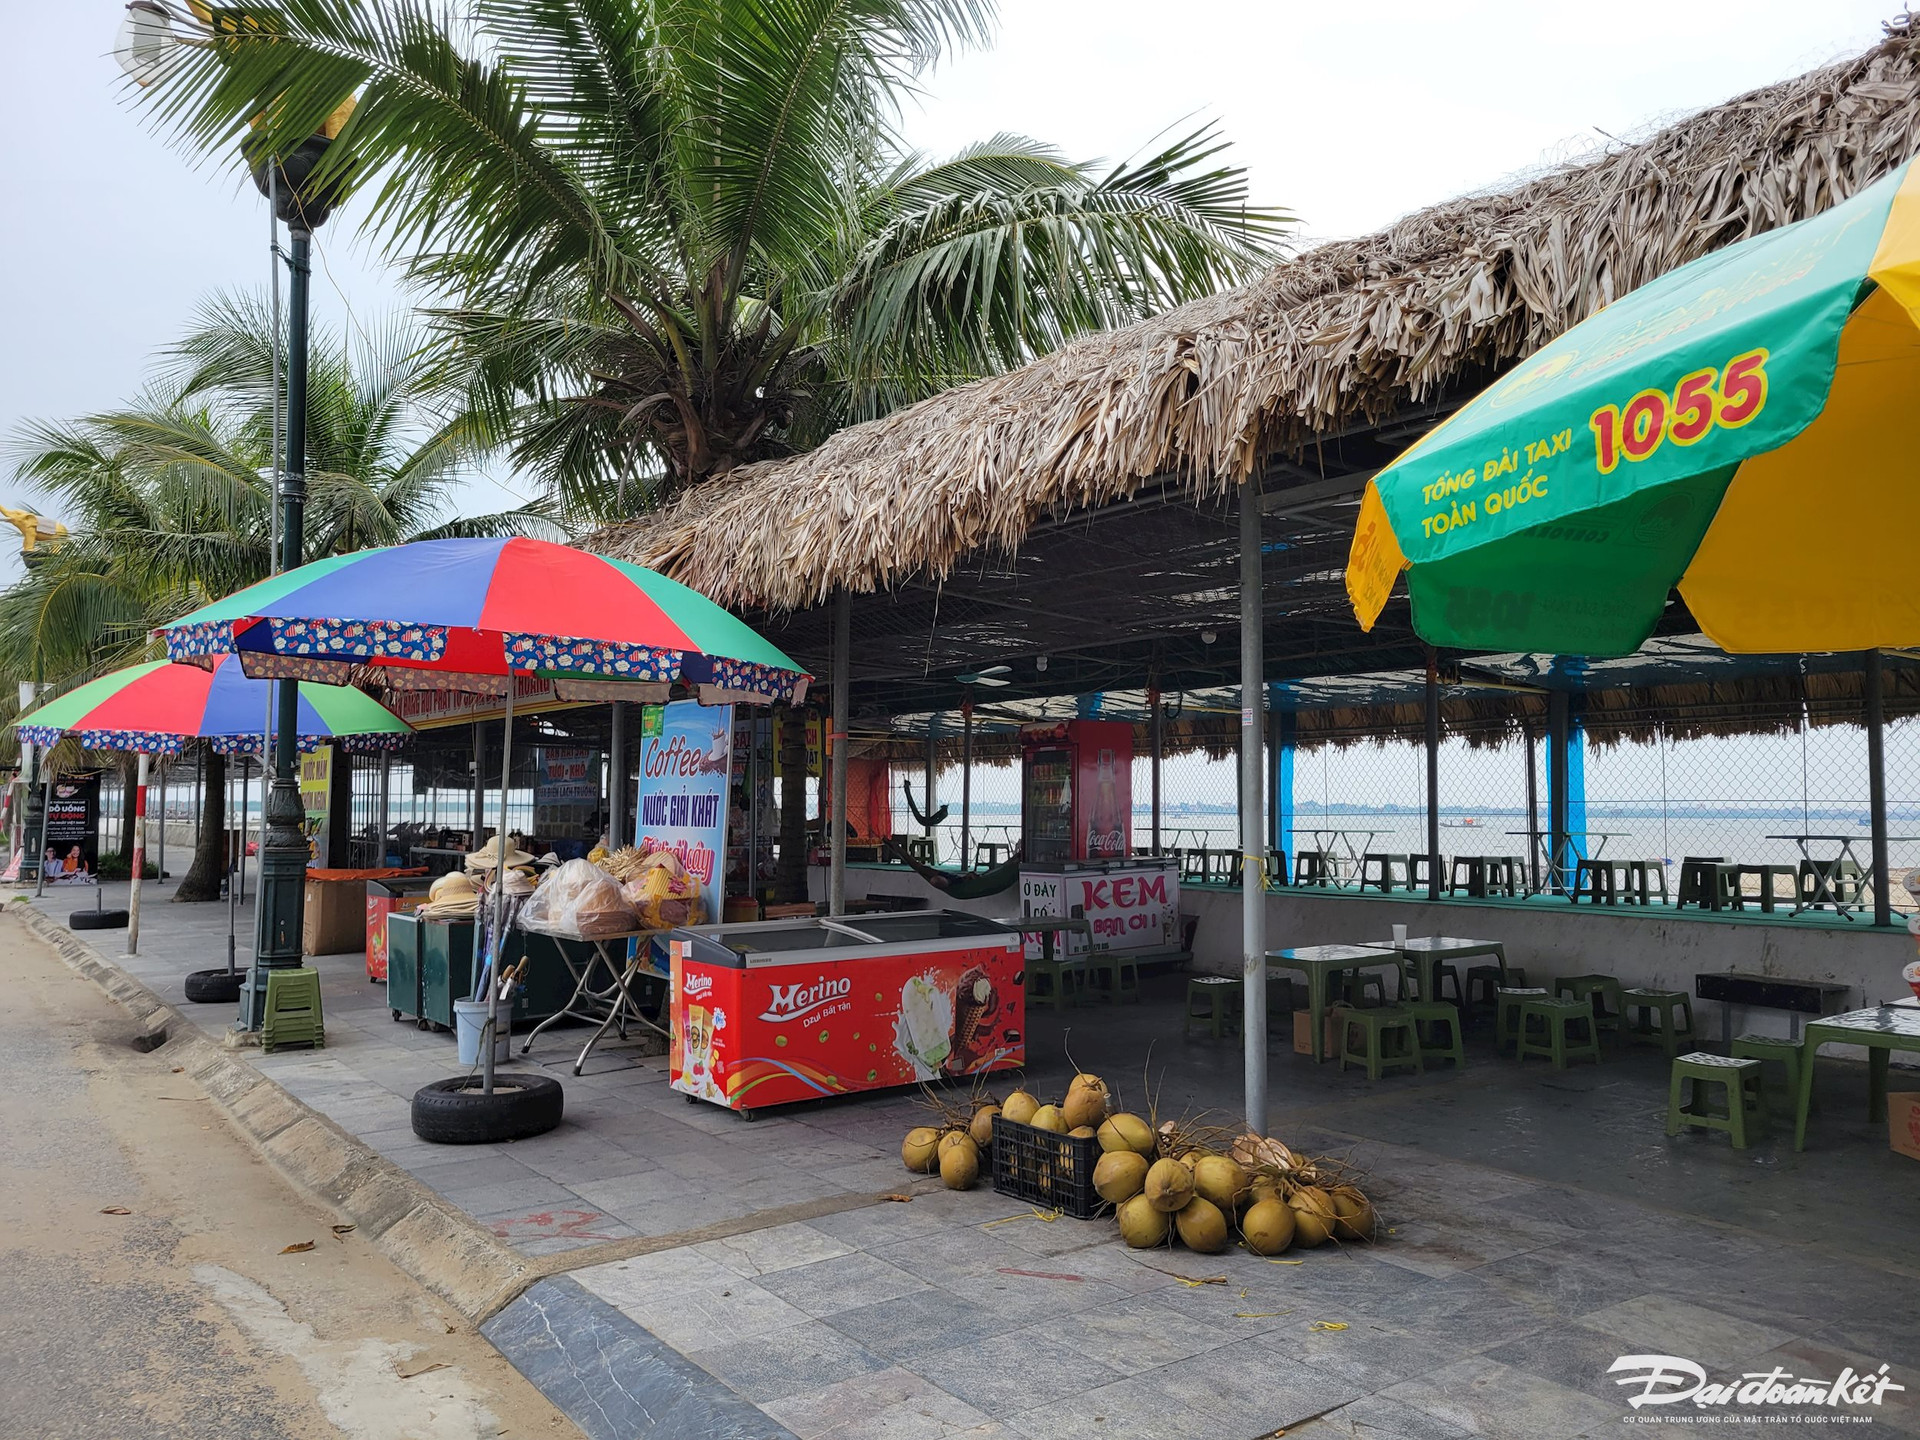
<box><xmin>1019</xmin><ymin>720</ymin><xmax>1133</xmax><ymax>863</ymax></box>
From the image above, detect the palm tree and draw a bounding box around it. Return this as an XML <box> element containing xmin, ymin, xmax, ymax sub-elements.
<box><xmin>5</xmin><ymin>293</ymin><xmax>555</xmax><ymax>897</ymax></box>
<box><xmin>131</xmin><ymin>0</ymin><xmax>1291</xmax><ymax>522</ymax></box>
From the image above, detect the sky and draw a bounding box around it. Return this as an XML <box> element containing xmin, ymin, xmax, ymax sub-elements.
<box><xmin>0</xmin><ymin>0</ymin><xmax>1898</xmax><ymax>596</ymax></box>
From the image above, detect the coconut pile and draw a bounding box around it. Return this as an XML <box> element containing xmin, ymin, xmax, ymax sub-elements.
<box><xmin>1098</xmin><ymin>1120</ymin><xmax>1377</xmax><ymax>1256</ymax></box>
<box><xmin>899</xmin><ymin>1071</ymin><xmax>1113</xmax><ymax>1193</ymax></box>
<box><xmin>900</xmin><ymin>1073</ymin><xmax>1378</xmax><ymax>1257</ymax></box>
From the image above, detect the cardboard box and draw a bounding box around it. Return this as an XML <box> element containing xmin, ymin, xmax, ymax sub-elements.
<box><xmin>1293</xmin><ymin>1009</ymin><xmax>1341</xmax><ymax>1056</ymax></box>
<box><xmin>303</xmin><ymin>877</ymin><xmax>367</xmax><ymax>956</ymax></box>
<box><xmin>1890</xmin><ymin>1092</ymin><xmax>1920</xmax><ymax>1162</ymax></box>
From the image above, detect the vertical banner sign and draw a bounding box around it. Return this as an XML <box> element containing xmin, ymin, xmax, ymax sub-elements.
<box><xmin>300</xmin><ymin>745</ymin><xmax>333</xmax><ymax>869</ymax></box>
<box><xmin>637</xmin><ymin>701</ymin><xmax>731</xmax><ymax>971</ymax></box>
<box><xmin>43</xmin><ymin>772</ymin><xmax>101</xmax><ymax>884</ymax></box>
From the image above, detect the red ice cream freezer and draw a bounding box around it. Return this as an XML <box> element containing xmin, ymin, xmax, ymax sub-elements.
<box><xmin>667</xmin><ymin>911</ymin><xmax>1025</xmax><ymax>1115</ymax></box>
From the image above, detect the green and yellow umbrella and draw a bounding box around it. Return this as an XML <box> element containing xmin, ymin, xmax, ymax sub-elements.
<box><xmin>1347</xmin><ymin>156</ymin><xmax>1920</xmax><ymax>657</ymax></box>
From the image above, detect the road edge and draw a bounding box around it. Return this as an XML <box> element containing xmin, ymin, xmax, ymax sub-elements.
<box><xmin>10</xmin><ymin>903</ymin><xmax>535</xmax><ymax>1323</ymax></box>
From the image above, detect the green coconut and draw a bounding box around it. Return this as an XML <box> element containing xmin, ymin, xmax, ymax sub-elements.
<box><xmin>1173</xmin><ymin>1195</ymin><xmax>1229</xmax><ymax>1254</ymax></box>
<box><xmin>1116</xmin><ymin>1193</ymin><xmax>1171</xmax><ymax>1248</ymax></box>
<box><xmin>1029</xmin><ymin>1104</ymin><xmax>1069</xmax><ymax>1135</ymax></box>
<box><xmin>1096</xmin><ymin>1112</ymin><xmax>1155</xmax><ymax>1156</ymax></box>
<box><xmin>1191</xmin><ymin>1155</ymin><xmax>1251</xmax><ymax>1213</ymax></box>
<box><xmin>1143</xmin><ymin>1157</ymin><xmax>1195</xmax><ymax>1213</ymax></box>
<box><xmin>969</xmin><ymin>1104</ymin><xmax>1001</xmax><ymax>1150</ymax></box>
<box><xmin>901</xmin><ymin>1126</ymin><xmax>940</xmax><ymax>1173</ymax></box>
<box><xmin>1000</xmin><ymin>1090</ymin><xmax>1040</xmax><ymax>1126</ymax></box>
<box><xmin>1288</xmin><ymin>1185</ymin><xmax>1336</xmax><ymax>1247</ymax></box>
<box><xmin>1061</xmin><ymin>1075</ymin><xmax>1110</xmax><ymax>1130</ymax></box>
<box><xmin>939</xmin><ymin>1136</ymin><xmax>980</xmax><ymax>1190</ymax></box>
<box><xmin>1241</xmin><ymin>1198</ymin><xmax>1296</xmax><ymax>1255</ymax></box>
<box><xmin>1092</xmin><ymin>1149</ymin><xmax>1150</xmax><ymax>1204</ymax></box>
<box><xmin>1330</xmin><ymin>1184</ymin><xmax>1376</xmax><ymax>1242</ymax></box>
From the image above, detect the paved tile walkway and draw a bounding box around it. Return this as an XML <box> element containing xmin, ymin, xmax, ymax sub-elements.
<box><xmin>27</xmin><ymin>881</ymin><xmax>1920</xmax><ymax>1440</ymax></box>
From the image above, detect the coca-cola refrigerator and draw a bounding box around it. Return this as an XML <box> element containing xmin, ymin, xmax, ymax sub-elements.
<box><xmin>1020</xmin><ymin>721</ymin><xmax>1133</xmax><ymax>863</ymax></box>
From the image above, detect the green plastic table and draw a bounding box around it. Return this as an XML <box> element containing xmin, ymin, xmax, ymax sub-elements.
<box><xmin>1792</xmin><ymin>1003</ymin><xmax>1920</xmax><ymax>1150</ymax></box>
<box><xmin>1359</xmin><ymin>935</ymin><xmax>1508</xmax><ymax>1007</ymax></box>
<box><xmin>1265</xmin><ymin>944</ymin><xmax>1403</xmax><ymax>1062</ymax></box>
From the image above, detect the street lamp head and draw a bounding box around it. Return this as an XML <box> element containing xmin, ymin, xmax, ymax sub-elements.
<box><xmin>115</xmin><ymin>1</ymin><xmax>178</xmax><ymax>87</ymax></box>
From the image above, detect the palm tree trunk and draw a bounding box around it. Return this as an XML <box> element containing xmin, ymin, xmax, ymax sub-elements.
<box><xmin>174</xmin><ymin>748</ymin><xmax>227</xmax><ymax>901</ymax></box>
<box><xmin>775</xmin><ymin>705</ymin><xmax>809</xmax><ymax>903</ymax></box>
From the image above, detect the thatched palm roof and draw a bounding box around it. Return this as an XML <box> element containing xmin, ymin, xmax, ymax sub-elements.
<box><xmin>596</xmin><ymin>19</ymin><xmax>1920</xmax><ymax>612</ymax></box>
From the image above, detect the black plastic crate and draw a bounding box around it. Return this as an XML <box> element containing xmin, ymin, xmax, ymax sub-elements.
<box><xmin>990</xmin><ymin>1115</ymin><xmax>1107</xmax><ymax>1219</ymax></box>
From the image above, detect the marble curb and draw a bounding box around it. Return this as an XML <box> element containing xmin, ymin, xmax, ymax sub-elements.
<box><xmin>484</xmin><ymin>1276</ymin><xmax>802</xmax><ymax>1440</ymax></box>
<box><xmin>10</xmin><ymin>902</ymin><xmax>535</xmax><ymax>1321</ymax></box>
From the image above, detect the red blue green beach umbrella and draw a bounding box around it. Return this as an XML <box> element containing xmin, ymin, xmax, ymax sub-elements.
<box><xmin>13</xmin><ymin>654</ymin><xmax>410</xmax><ymax>755</ymax></box>
<box><xmin>160</xmin><ymin>536</ymin><xmax>810</xmax><ymax>701</ymax></box>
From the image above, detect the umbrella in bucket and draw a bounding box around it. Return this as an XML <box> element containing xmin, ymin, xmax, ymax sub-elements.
<box><xmin>160</xmin><ymin>536</ymin><xmax>810</xmax><ymax>1143</ymax></box>
<box><xmin>1346</xmin><ymin>156</ymin><xmax>1920</xmax><ymax>657</ymax></box>
<box><xmin>13</xmin><ymin>655</ymin><xmax>409</xmax><ymax>988</ymax></box>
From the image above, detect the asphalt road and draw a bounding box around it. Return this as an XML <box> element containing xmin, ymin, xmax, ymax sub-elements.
<box><xmin>0</xmin><ymin>911</ymin><xmax>579</xmax><ymax>1440</ymax></box>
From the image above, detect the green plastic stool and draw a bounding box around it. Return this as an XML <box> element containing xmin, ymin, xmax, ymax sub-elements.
<box><xmin>1026</xmin><ymin>955</ymin><xmax>1081</xmax><ymax>1011</ymax></box>
<box><xmin>1404</xmin><ymin>1000</ymin><xmax>1466</xmax><ymax>1069</ymax></box>
<box><xmin>1184</xmin><ymin>976</ymin><xmax>1243</xmax><ymax>1040</ymax></box>
<box><xmin>1342</xmin><ymin>971</ymin><xmax>1388</xmax><ymax>1008</ymax></box>
<box><xmin>1087</xmin><ymin>952</ymin><xmax>1141</xmax><ymax>1005</ymax></box>
<box><xmin>262</xmin><ymin>967</ymin><xmax>325</xmax><ymax>1054</ymax></box>
<box><xmin>1495</xmin><ymin>986</ymin><xmax>1548</xmax><ymax>1054</ymax></box>
<box><xmin>1516</xmin><ymin>996</ymin><xmax>1600</xmax><ymax>1069</ymax></box>
<box><xmin>1337</xmin><ymin>1005</ymin><xmax>1423</xmax><ymax>1080</ymax></box>
<box><xmin>1465</xmin><ymin>964</ymin><xmax>1525</xmax><ymax>1022</ymax></box>
<box><xmin>1555</xmin><ymin>974</ymin><xmax>1625</xmax><ymax>1039</ymax></box>
<box><xmin>1667</xmin><ymin>1052</ymin><xmax>1765</xmax><ymax>1148</ymax></box>
<box><xmin>1730</xmin><ymin>1033</ymin><xmax>1803</xmax><ymax>1099</ymax></box>
<box><xmin>1621</xmin><ymin>987</ymin><xmax>1694</xmax><ymax>1058</ymax></box>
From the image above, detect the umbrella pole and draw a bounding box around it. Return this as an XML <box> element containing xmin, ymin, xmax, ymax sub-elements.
<box><xmin>486</xmin><ymin>680</ymin><xmax>515</xmax><ymax>1096</ymax></box>
<box><xmin>226</xmin><ymin>753</ymin><xmax>237</xmax><ymax>975</ymax></box>
<box><xmin>129</xmin><ymin>752</ymin><xmax>148</xmax><ymax>955</ymax></box>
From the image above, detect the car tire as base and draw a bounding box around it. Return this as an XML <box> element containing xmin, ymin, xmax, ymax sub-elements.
<box><xmin>411</xmin><ymin>1075</ymin><xmax>564</xmax><ymax>1145</ymax></box>
<box><xmin>70</xmin><ymin>909</ymin><xmax>130</xmax><ymax>931</ymax></box>
<box><xmin>183</xmin><ymin>968</ymin><xmax>246</xmax><ymax>1004</ymax></box>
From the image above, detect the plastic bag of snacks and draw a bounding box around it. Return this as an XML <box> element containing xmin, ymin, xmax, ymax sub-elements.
<box><xmin>520</xmin><ymin>858</ymin><xmax>638</xmax><ymax>938</ymax></box>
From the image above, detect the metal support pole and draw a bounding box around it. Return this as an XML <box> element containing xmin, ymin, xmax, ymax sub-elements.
<box><xmin>747</xmin><ymin>710</ymin><xmax>761</xmax><ymax>902</ymax></box>
<box><xmin>923</xmin><ymin>725</ymin><xmax>937</xmax><ymax>842</ymax></box>
<box><xmin>1524</xmin><ymin>724</ymin><xmax>1541</xmax><ymax>894</ymax></box>
<box><xmin>129</xmin><ymin>753</ymin><xmax>149</xmax><ymax>954</ymax></box>
<box><xmin>1425</xmin><ymin>650</ymin><xmax>1441</xmax><ymax>901</ymax></box>
<box><xmin>961</xmin><ymin>701</ymin><xmax>974</xmax><ymax>869</ymax></box>
<box><xmin>1149</xmin><ymin>687</ymin><xmax>1163</xmax><ymax>855</ymax></box>
<box><xmin>156</xmin><ymin>759</ymin><xmax>166</xmax><ymax>884</ymax></box>
<box><xmin>482</xmin><ymin>680</ymin><xmax>515</xmax><ymax>1095</ymax></box>
<box><xmin>471</xmin><ymin>721</ymin><xmax>484</xmax><ymax>845</ymax></box>
<box><xmin>378</xmin><ymin>749</ymin><xmax>392</xmax><ymax>866</ymax></box>
<box><xmin>1238</xmin><ymin>479</ymin><xmax>1268</xmax><ymax>1138</ymax></box>
<box><xmin>608</xmin><ymin>700</ymin><xmax>629</xmax><ymax>851</ymax></box>
<box><xmin>1548</xmin><ymin>690</ymin><xmax>1571</xmax><ymax>896</ymax></box>
<box><xmin>828</xmin><ymin>591</ymin><xmax>850</xmax><ymax>917</ymax></box>
<box><xmin>226</xmin><ymin>754</ymin><xmax>238</xmax><ymax>972</ymax></box>
<box><xmin>35</xmin><ymin>768</ymin><xmax>52</xmax><ymax>899</ymax></box>
<box><xmin>242</xmin><ymin>223</ymin><xmax>312</xmax><ymax>1032</ymax></box>
<box><xmin>1867</xmin><ymin>650</ymin><xmax>1892</xmax><ymax>927</ymax></box>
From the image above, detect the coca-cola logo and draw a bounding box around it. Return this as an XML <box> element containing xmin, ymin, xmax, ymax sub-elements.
<box><xmin>1086</xmin><ymin>827</ymin><xmax>1125</xmax><ymax>852</ymax></box>
<box><xmin>760</xmin><ymin>975</ymin><xmax>851</xmax><ymax>1024</ymax></box>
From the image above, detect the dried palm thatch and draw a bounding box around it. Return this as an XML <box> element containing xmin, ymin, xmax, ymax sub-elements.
<box><xmin>594</xmin><ymin>20</ymin><xmax>1920</xmax><ymax>612</ymax></box>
